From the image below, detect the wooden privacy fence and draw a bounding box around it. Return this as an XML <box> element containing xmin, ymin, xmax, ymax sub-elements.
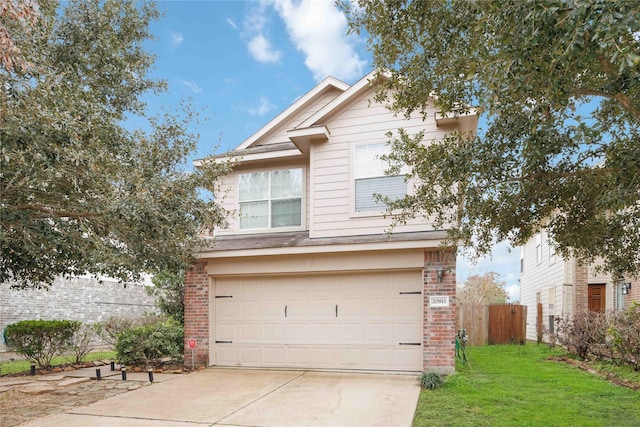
<box><xmin>456</xmin><ymin>304</ymin><xmax>527</xmax><ymax>345</ymax></box>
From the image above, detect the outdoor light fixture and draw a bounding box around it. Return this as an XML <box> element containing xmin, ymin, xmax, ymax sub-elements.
<box><xmin>435</xmin><ymin>265</ymin><xmax>444</xmax><ymax>282</ymax></box>
<box><xmin>622</xmin><ymin>282</ymin><xmax>632</xmax><ymax>295</ymax></box>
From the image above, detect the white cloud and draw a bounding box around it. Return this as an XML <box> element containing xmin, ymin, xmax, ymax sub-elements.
<box><xmin>170</xmin><ymin>31</ymin><xmax>184</xmax><ymax>46</ymax></box>
<box><xmin>226</xmin><ymin>18</ymin><xmax>237</xmax><ymax>29</ymax></box>
<box><xmin>247</xmin><ymin>96</ymin><xmax>276</xmax><ymax>116</ymax></box>
<box><xmin>243</xmin><ymin>3</ymin><xmax>282</xmax><ymax>64</ymax></box>
<box><xmin>181</xmin><ymin>80</ymin><xmax>202</xmax><ymax>94</ymax></box>
<box><xmin>248</xmin><ymin>34</ymin><xmax>282</xmax><ymax>63</ymax></box>
<box><xmin>272</xmin><ymin>0</ymin><xmax>366</xmax><ymax>82</ymax></box>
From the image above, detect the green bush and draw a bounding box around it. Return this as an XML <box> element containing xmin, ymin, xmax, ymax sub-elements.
<box><xmin>115</xmin><ymin>319</ymin><xmax>183</xmax><ymax>366</ymax></box>
<box><xmin>419</xmin><ymin>372</ymin><xmax>445</xmax><ymax>390</ymax></box>
<box><xmin>4</xmin><ymin>320</ymin><xmax>81</xmax><ymax>368</ymax></box>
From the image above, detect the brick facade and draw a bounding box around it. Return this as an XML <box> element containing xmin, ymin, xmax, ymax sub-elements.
<box><xmin>183</xmin><ymin>262</ymin><xmax>209</xmax><ymax>366</ymax></box>
<box><xmin>423</xmin><ymin>250</ymin><xmax>457</xmax><ymax>375</ymax></box>
<box><xmin>573</xmin><ymin>262</ymin><xmax>589</xmax><ymax>314</ymax></box>
<box><xmin>623</xmin><ymin>278</ymin><xmax>639</xmax><ymax>307</ymax></box>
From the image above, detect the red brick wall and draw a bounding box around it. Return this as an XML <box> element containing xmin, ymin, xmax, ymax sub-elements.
<box><xmin>183</xmin><ymin>262</ymin><xmax>209</xmax><ymax>366</ymax></box>
<box><xmin>423</xmin><ymin>250</ymin><xmax>456</xmax><ymax>375</ymax></box>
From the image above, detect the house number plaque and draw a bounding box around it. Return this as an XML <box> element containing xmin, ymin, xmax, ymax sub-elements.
<box><xmin>429</xmin><ymin>296</ymin><xmax>450</xmax><ymax>308</ymax></box>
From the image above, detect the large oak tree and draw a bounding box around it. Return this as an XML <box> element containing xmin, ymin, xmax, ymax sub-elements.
<box><xmin>345</xmin><ymin>0</ymin><xmax>640</xmax><ymax>276</ymax></box>
<box><xmin>1</xmin><ymin>0</ymin><xmax>229</xmax><ymax>288</ymax></box>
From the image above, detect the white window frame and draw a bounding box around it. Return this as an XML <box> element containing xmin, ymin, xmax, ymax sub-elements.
<box><xmin>535</xmin><ymin>233</ymin><xmax>542</xmax><ymax>265</ymax></box>
<box><xmin>351</xmin><ymin>142</ymin><xmax>407</xmax><ymax>216</ymax></box>
<box><xmin>237</xmin><ymin>168</ymin><xmax>304</xmax><ymax>232</ymax></box>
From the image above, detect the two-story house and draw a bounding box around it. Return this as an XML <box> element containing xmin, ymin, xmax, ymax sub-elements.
<box><xmin>183</xmin><ymin>72</ymin><xmax>477</xmax><ymax>374</ymax></box>
<box><xmin>520</xmin><ymin>230</ymin><xmax>639</xmax><ymax>342</ymax></box>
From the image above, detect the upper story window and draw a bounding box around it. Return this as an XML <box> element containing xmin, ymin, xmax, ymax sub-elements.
<box><xmin>535</xmin><ymin>233</ymin><xmax>542</xmax><ymax>264</ymax></box>
<box><xmin>354</xmin><ymin>142</ymin><xmax>406</xmax><ymax>212</ymax></box>
<box><xmin>238</xmin><ymin>168</ymin><xmax>303</xmax><ymax>230</ymax></box>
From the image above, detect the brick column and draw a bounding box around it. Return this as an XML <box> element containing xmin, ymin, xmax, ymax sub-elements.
<box><xmin>184</xmin><ymin>262</ymin><xmax>209</xmax><ymax>366</ymax></box>
<box><xmin>573</xmin><ymin>262</ymin><xmax>589</xmax><ymax>314</ymax></box>
<box><xmin>423</xmin><ymin>250</ymin><xmax>456</xmax><ymax>375</ymax></box>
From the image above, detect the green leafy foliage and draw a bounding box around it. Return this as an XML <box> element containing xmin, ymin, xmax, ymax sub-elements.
<box><xmin>148</xmin><ymin>271</ymin><xmax>184</xmax><ymax>324</ymax></box>
<box><xmin>419</xmin><ymin>372</ymin><xmax>444</xmax><ymax>390</ymax></box>
<box><xmin>115</xmin><ymin>319</ymin><xmax>183</xmax><ymax>366</ymax></box>
<box><xmin>4</xmin><ymin>319</ymin><xmax>80</xmax><ymax>368</ymax></box>
<box><xmin>344</xmin><ymin>1</ymin><xmax>640</xmax><ymax>276</ymax></box>
<box><xmin>1</xmin><ymin>0</ymin><xmax>231</xmax><ymax>289</ymax></box>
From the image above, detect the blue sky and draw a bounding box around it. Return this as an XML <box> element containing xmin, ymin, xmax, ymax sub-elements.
<box><xmin>142</xmin><ymin>0</ymin><xmax>520</xmax><ymax>300</ymax></box>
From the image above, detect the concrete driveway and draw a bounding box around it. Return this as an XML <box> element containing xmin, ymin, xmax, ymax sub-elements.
<box><xmin>23</xmin><ymin>368</ymin><xmax>420</xmax><ymax>426</ymax></box>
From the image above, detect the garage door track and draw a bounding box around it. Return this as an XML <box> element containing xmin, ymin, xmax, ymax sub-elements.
<box><xmin>24</xmin><ymin>368</ymin><xmax>420</xmax><ymax>426</ymax></box>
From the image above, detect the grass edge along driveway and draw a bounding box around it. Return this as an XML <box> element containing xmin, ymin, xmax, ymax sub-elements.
<box><xmin>413</xmin><ymin>345</ymin><xmax>640</xmax><ymax>427</ymax></box>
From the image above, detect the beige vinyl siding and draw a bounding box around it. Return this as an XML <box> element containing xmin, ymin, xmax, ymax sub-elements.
<box><xmin>310</xmin><ymin>88</ymin><xmax>448</xmax><ymax>238</ymax></box>
<box><xmin>520</xmin><ymin>231</ymin><xmax>564</xmax><ymax>342</ymax></box>
<box><xmin>260</xmin><ymin>89</ymin><xmax>343</xmax><ymax>146</ymax></box>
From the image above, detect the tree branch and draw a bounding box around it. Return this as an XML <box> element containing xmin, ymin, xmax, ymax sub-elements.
<box><xmin>10</xmin><ymin>203</ymin><xmax>101</xmax><ymax>219</ymax></box>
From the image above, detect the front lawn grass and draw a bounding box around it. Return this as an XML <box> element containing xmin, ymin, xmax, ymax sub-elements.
<box><xmin>413</xmin><ymin>345</ymin><xmax>640</xmax><ymax>427</ymax></box>
<box><xmin>0</xmin><ymin>349</ymin><xmax>116</xmax><ymax>376</ymax></box>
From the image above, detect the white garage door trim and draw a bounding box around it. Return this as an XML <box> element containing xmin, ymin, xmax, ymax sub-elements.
<box><xmin>212</xmin><ymin>270</ymin><xmax>423</xmax><ymax>372</ymax></box>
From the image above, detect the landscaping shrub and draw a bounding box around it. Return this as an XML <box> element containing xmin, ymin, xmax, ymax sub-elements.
<box><xmin>609</xmin><ymin>303</ymin><xmax>640</xmax><ymax>371</ymax></box>
<box><xmin>555</xmin><ymin>305</ymin><xmax>640</xmax><ymax>371</ymax></box>
<box><xmin>115</xmin><ymin>319</ymin><xmax>183</xmax><ymax>366</ymax></box>
<box><xmin>95</xmin><ymin>316</ymin><xmax>136</xmax><ymax>349</ymax></box>
<box><xmin>555</xmin><ymin>311</ymin><xmax>610</xmax><ymax>361</ymax></box>
<box><xmin>4</xmin><ymin>320</ymin><xmax>80</xmax><ymax>368</ymax></box>
<box><xmin>68</xmin><ymin>323</ymin><xmax>96</xmax><ymax>363</ymax></box>
<box><xmin>419</xmin><ymin>372</ymin><xmax>445</xmax><ymax>390</ymax></box>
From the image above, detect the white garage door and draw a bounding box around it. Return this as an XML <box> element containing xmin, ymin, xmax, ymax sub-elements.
<box><xmin>213</xmin><ymin>270</ymin><xmax>423</xmax><ymax>372</ymax></box>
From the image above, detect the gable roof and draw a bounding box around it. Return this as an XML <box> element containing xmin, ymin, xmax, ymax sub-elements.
<box><xmin>296</xmin><ymin>70</ymin><xmax>381</xmax><ymax>129</ymax></box>
<box><xmin>235</xmin><ymin>76</ymin><xmax>350</xmax><ymax>151</ymax></box>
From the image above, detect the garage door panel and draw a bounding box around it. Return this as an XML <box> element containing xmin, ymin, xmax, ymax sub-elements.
<box><xmin>216</xmin><ymin>300</ymin><xmax>238</xmax><ymax>318</ymax></box>
<box><xmin>239</xmin><ymin>301</ymin><xmax>262</xmax><ymax>318</ymax></box>
<box><xmin>286</xmin><ymin>323</ymin><xmax>309</xmax><ymax>342</ymax></box>
<box><xmin>216</xmin><ymin>345</ymin><xmax>238</xmax><ymax>365</ymax></box>
<box><xmin>214</xmin><ymin>271</ymin><xmax>423</xmax><ymax>371</ymax></box>
<box><xmin>240</xmin><ymin>323</ymin><xmax>262</xmax><ymax>341</ymax></box>
<box><xmin>309</xmin><ymin>323</ymin><xmax>335</xmax><ymax>341</ymax></box>
<box><xmin>337</xmin><ymin>299</ymin><xmax>365</xmax><ymax>317</ymax></box>
<box><xmin>365</xmin><ymin>323</ymin><xmax>393</xmax><ymax>342</ymax></box>
<box><xmin>263</xmin><ymin>346</ymin><xmax>286</xmax><ymax>364</ymax></box>
<box><xmin>263</xmin><ymin>323</ymin><xmax>285</xmax><ymax>341</ymax></box>
<box><xmin>366</xmin><ymin>298</ymin><xmax>394</xmax><ymax>316</ymax></box>
<box><xmin>216</xmin><ymin>323</ymin><xmax>237</xmax><ymax>341</ymax></box>
<box><xmin>393</xmin><ymin>323</ymin><xmax>421</xmax><ymax>342</ymax></box>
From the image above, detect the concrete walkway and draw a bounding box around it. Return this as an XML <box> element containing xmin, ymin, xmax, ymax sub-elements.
<box><xmin>23</xmin><ymin>368</ymin><xmax>420</xmax><ymax>426</ymax></box>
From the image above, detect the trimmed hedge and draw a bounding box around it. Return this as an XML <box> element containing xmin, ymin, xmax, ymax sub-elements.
<box><xmin>4</xmin><ymin>320</ymin><xmax>80</xmax><ymax>368</ymax></box>
<box><xmin>115</xmin><ymin>319</ymin><xmax>183</xmax><ymax>366</ymax></box>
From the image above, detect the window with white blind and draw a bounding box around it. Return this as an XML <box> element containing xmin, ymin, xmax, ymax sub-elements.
<box><xmin>238</xmin><ymin>168</ymin><xmax>303</xmax><ymax>230</ymax></box>
<box><xmin>354</xmin><ymin>142</ymin><xmax>406</xmax><ymax>212</ymax></box>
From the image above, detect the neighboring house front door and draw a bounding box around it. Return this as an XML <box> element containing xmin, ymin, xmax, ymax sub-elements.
<box><xmin>588</xmin><ymin>284</ymin><xmax>606</xmax><ymax>312</ymax></box>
